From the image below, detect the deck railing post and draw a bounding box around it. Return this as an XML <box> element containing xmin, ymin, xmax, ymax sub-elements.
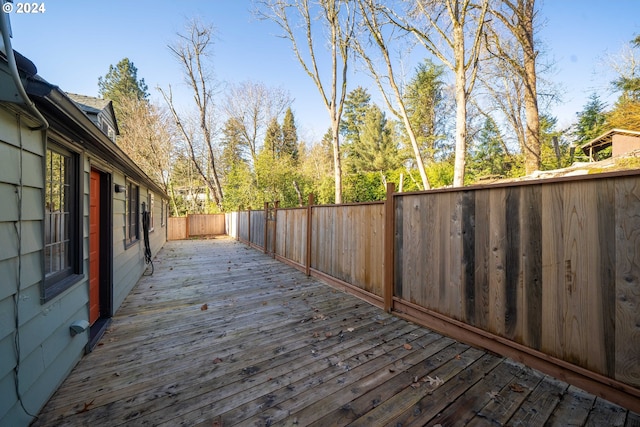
<box><xmin>305</xmin><ymin>193</ymin><xmax>314</xmax><ymax>276</ymax></box>
<box><xmin>273</xmin><ymin>201</ymin><xmax>279</xmax><ymax>258</ymax></box>
<box><xmin>264</xmin><ymin>202</ymin><xmax>269</xmax><ymax>254</ymax></box>
<box><xmin>186</xmin><ymin>213</ymin><xmax>190</xmax><ymax>239</ymax></box>
<box><xmin>383</xmin><ymin>183</ymin><xmax>395</xmax><ymax>313</ymax></box>
<box><xmin>236</xmin><ymin>206</ymin><xmax>241</xmax><ymax>241</ymax></box>
<box><xmin>247</xmin><ymin>207</ymin><xmax>251</xmax><ymax>247</ymax></box>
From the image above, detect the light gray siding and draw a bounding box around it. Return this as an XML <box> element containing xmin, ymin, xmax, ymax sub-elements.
<box><xmin>0</xmin><ymin>99</ymin><xmax>167</xmax><ymax>426</ymax></box>
<box><xmin>0</xmin><ymin>106</ymin><xmax>87</xmax><ymax>427</ymax></box>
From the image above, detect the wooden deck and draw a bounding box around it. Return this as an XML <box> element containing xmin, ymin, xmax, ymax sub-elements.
<box><xmin>34</xmin><ymin>238</ymin><xmax>639</xmax><ymax>426</ymax></box>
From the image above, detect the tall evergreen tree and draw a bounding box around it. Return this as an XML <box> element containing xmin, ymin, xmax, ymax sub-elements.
<box><xmin>281</xmin><ymin>108</ymin><xmax>299</xmax><ymax>160</ymax></box>
<box><xmin>264</xmin><ymin>117</ymin><xmax>283</xmax><ymax>158</ymax></box>
<box><xmin>98</xmin><ymin>58</ymin><xmax>149</xmax><ymax>120</ymax></box>
<box><xmin>349</xmin><ymin>105</ymin><xmax>401</xmax><ymax>173</ymax></box>
<box><xmin>340</xmin><ymin>87</ymin><xmax>371</xmax><ymax>146</ymax></box>
<box><xmin>574</xmin><ymin>93</ymin><xmax>608</xmax><ymax>145</ymax></box>
<box><xmin>405</xmin><ymin>60</ymin><xmax>447</xmax><ymax>162</ymax></box>
<box><xmin>469</xmin><ymin>117</ymin><xmax>511</xmax><ymax>178</ymax></box>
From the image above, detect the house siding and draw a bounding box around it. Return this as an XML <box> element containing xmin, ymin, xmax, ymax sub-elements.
<box><xmin>1</xmin><ymin>96</ymin><xmax>167</xmax><ymax>426</ymax></box>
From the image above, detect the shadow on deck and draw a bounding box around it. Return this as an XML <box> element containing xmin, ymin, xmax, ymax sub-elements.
<box><xmin>34</xmin><ymin>238</ymin><xmax>639</xmax><ymax>426</ymax></box>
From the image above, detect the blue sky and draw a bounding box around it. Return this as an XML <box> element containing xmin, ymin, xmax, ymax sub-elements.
<box><xmin>6</xmin><ymin>0</ymin><xmax>640</xmax><ymax>141</ymax></box>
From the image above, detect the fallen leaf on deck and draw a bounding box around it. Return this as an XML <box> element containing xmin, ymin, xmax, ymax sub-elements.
<box><xmin>455</xmin><ymin>354</ymin><xmax>461</xmax><ymax>360</ymax></box>
<box><xmin>201</xmin><ymin>304</ymin><xmax>208</xmax><ymax>311</ymax></box>
<box><xmin>325</xmin><ymin>332</ymin><xmax>333</xmax><ymax>337</ymax></box>
<box><xmin>78</xmin><ymin>399</ymin><xmax>95</xmax><ymax>413</ymax></box>
<box><xmin>424</xmin><ymin>376</ymin><xmax>444</xmax><ymax>386</ymax></box>
<box><xmin>347</xmin><ymin>327</ymin><xmax>355</xmax><ymax>332</ymax></box>
<box><xmin>213</xmin><ymin>358</ymin><xmax>223</xmax><ymax>364</ymax></box>
<box><xmin>403</xmin><ymin>343</ymin><xmax>413</xmax><ymax>350</ymax></box>
<box><xmin>509</xmin><ymin>383</ymin><xmax>525</xmax><ymax>393</ymax></box>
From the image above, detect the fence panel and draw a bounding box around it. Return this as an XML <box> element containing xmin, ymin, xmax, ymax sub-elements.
<box><xmin>312</xmin><ymin>203</ymin><xmax>385</xmax><ymax>297</ymax></box>
<box><xmin>167</xmin><ymin>217</ymin><xmax>187</xmax><ymax>240</ymax></box>
<box><xmin>250</xmin><ymin>209</ymin><xmax>265</xmax><ymax>248</ymax></box>
<box><xmin>394</xmin><ymin>174</ymin><xmax>640</xmax><ymax>388</ymax></box>
<box><xmin>188</xmin><ymin>214</ymin><xmax>226</xmax><ymax>236</ymax></box>
<box><xmin>275</xmin><ymin>208</ymin><xmax>307</xmax><ymax>267</ymax></box>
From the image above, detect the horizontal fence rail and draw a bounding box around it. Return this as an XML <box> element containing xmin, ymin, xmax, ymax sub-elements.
<box><xmin>225</xmin><ymin>170</ymin><xmax>640</xmax><ymax>412</ymax></box>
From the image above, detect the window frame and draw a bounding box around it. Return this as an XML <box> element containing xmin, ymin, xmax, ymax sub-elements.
<box><xmin>160</xmin><ymin>199</ymin><xmax>166</xmax><ymax>227</ymax></box>
<box><xmin>43</xmin><ymin>142</ymin><xmax>83</xmax><ymax>302</ymax></box>
<box><xmin>125</xmin><ymin>178</ymin><xmax>140</xmax><ymax>248</ymax></box>
<box><xmin>147</xmin><ymin>191</ymin><xmax>155</xmax><ymax>232</ymax></box>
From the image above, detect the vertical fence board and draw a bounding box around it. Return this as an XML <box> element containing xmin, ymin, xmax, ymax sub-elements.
<box><xmin>596</xmin><ymin>179</ymin><xmax>616</xmax><ymax>377</ymax></box>
<box><xmin>474</xmin><ymin>189</ymin><xmax>491</xmax><ymax>331</ymax></box>
<box><xmin>488</xmin><ymin>187</ymin><xmax>507</xmax><ymax>338</ymax></box>
<box><xmin>615</xmin><ymin>176</ymin><xmax>640</xmax><ymax>386</ymax></box>
<box><xmin>522</xmin><ymin>185</ymin><xmax>543</xmax><ymax>350</ymax></box>
<box><xmin>541</xmin><ymin>183</ymin><xmax>565</xmax><ymax>358</ymax></box>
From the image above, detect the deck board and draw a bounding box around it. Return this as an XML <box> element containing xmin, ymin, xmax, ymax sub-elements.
<box><xmin>33</xmin><ymin>238</ymin><xmax>639</xmax><ymax>426</ymax></box>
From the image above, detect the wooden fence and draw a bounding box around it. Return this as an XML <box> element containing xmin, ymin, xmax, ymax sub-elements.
<box><xmin>167</xmin><ymin>214</ymin><xmax>226</xmax><ymax>240</ymax></box>
<box><xmin>227</xmin><ymin>170</ymin><xmax>640</xmax><ymax>412</ymax></box>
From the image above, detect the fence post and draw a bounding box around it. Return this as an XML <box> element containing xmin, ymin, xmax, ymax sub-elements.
<box><xmin>248</xmin><ymin>207</ymin><xmax>251</xmax><ymax>246</ymax></box>
<box><xmin>186</xmin><ymin>213</ymin><xmax>190</xmax><ymax>239</ymax></box>
<box><xmin>236</xmin><ymin>206</ymin><xmax>241</xmax><ymax>241</ymax></box>
<box><xmin>272</xmin><ymin>201</ymin><xmax>279</xmax><ymax>258</ymax></box>
<box><xmin>305</xmin><ymin>193</ymin><xmax>314</xmax><ymax>277</ymax></box>
<box><xmin>384</xmin><ymin>183</ymin><xmax>395</xmax><ymax>313</ymax></box>
<box><xmin>264</xmin><ymin>202</ymin><xmax>269</xmax><ymax>254</ymax></box>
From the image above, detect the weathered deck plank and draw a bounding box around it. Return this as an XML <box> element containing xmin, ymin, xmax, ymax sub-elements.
<box><xmin>33</xmin><ymin>238</ymin><xmax>638</xmax><ymax>426</ymax></box>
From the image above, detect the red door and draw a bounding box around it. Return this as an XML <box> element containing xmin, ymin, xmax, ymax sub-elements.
<box><xmin>89</xmin><ymin>169</ymin><xmax>101</xmax><ymax>324</ymax></box>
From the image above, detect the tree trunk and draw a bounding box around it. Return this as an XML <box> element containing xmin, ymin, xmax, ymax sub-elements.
<box><xmin>452</xmin><ymin>24</ymin><xmax>467</xmax><ymax>188</ymax></box>
<box><xmin>521</xmin><ymin>1</ymin><xmax>540</xmax><ymax>173</ymax></box>
<box><xmin>331</xmin><ymin>115</ymin><xmax>343</xmax><ymax>204</ymax></box>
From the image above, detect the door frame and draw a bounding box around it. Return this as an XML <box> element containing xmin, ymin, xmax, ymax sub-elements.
<box><xmin>88</xmin><ymin>167</ymin><xmax>113</xmax><ymax>352</ymax></box>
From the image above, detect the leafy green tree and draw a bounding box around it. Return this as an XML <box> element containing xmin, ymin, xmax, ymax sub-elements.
<box><xmin>98</xmin><ymin>58</ymin><xmax>149</xmax><ymax>120</ymax></box>
<box><xmin>574</xmin><ymin>93</ymin><xmax>608</xmax><ymax>146</ymax></box>
<box><xmin>221</xmin><ymin>161</ymin><xmax>256</xmax><ymax>211</ymax></box>
<box><xmin>343</xmin><ymin>172</ymin><xmax>385</xmax><ymax>202</ymax></box>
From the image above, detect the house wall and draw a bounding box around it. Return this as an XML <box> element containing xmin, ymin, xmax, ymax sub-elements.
<box><xmin>0</xmin><ymin>103</ymin><xmax>167</xmax><ymax>426</ymax></box>
<box><xmin>0</xmin><ymin>105</ymin><xmax>88</xmax><ymax>426</ymax></box>
<box><xmin>111</xmin><ymin>170</ymin><xmax>166</xmax><ymax>309</ymax></box>
<box><xmin>612</xmin><ymin>134</ymin><xmax>640</xmax><ymax>157</ymax></box>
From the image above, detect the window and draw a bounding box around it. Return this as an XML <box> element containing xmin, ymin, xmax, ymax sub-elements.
<box><xmin>125</xmin><ymin>179</ymin><xmax>139</xmax><ymax>246</ymax></box>
<box><xmin>44</xmin><ymin>144</ymin><xmax>81</xmax><ymax>300</ymax></box>
<box><xmin>147</xmin><ymin>192</ymin><xmax>155</xmax><ymax>232</ymax></box>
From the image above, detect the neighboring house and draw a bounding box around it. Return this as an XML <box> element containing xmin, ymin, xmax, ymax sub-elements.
<box><xmin>67</xmin><ymin>93</ymin><xmax>119</xmax><ymax>143</ymax></box>
<box><xmin>0</xmin><ymin>45</ymin><xmax>168</xmax><ymax>425</ymax></box>
<box><xmin>581</xmin><ymin>128</ymin><xmax>640</xmax><ymax>161</ymax></box>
